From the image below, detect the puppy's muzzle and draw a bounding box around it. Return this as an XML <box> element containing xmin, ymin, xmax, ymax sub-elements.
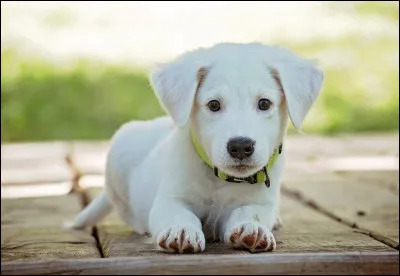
<box><xmin>227</xmin><ymin>137</ymin><xmax>255</xmax><ymax>160</ymax></box>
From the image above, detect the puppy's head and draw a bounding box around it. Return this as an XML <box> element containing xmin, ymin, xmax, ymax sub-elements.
<box><xmin>150</xmin><ymin>43</ymin><xmax>324</xmax><ymax>178</ymax></box>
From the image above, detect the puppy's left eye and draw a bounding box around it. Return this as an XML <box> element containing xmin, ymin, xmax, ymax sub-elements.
<box><xmin>258</xmin><ymin>98</ymin><xmax>272</xmax><ymax>111</ymax></box>
<box><xmin>207</xmin><ymin>100</ymin><xmax>221</xmax><ymax>112</ymax></box>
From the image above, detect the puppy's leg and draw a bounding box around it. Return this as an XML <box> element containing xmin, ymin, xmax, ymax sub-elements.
<box><xmin>149</xmin><ymin>199</ymin><xmax>205</xmax><ymax>254</ymax></box>
<box><xmin>221</xmin><ymin>204</ymin><xmax>277</xmax><ymax>253</ymax></box>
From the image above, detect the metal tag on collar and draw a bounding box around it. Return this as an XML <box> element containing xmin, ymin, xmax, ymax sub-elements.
<box><xmin>263</xmin><ymin>166</ymin><xmax>270</xmax><ymax>188</ymax></box>
<box><xmin>244</xmin><ymin>174</ymin><xmax>258</xmax><ymax>185</ymax></box>
<box><xmin>214</xmin><ymin>167</ymin><xmax>219</xmax><ymax>178</ymax></box>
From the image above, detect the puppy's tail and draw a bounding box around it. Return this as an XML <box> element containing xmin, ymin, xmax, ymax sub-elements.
<box><xmin>63</xmin><ymin>190</ymin><xmax>112</xmax><ymax>229</ymax></box>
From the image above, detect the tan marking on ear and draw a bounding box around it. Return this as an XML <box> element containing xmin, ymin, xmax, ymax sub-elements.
<box><xmin>269</xmin><ymin>67</ymin><xmax>287</xmax><ymax>113</ymax></box>
<box><xmin>192</xmin><ymin>67</ymin><xmax>209</xmax><ymax>115</ymax></box>
<box><xmin>270</xmin><ymin>68</ymin><xmax>284</xmax><ymax>95</ymax></box>
<box><xmin>196</xmin><ymin>67</ymin><xmax>208</xmax><ymax>93</ymax></box>
<box><xmin>269</xmin><ymin>67</ymin><xmax>289</xmax><ymax>141</ymax></box>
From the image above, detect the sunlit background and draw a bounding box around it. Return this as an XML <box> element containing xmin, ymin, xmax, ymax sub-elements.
<box><xmin>1</xmin><ymin>1</ymin><xmax>399</xmax><ymax>142</ymax></box>
<box><xmin>1</xmin><ymin>4</ymin><xmax>398</xmax><ymax>268</ymax></box>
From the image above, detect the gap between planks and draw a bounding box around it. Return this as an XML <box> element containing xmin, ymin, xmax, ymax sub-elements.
<box><xmin>79</xmin><ymin>189</ymin><xmax>105</xmax><ymax>258</ymax></box>
<box><xmin>65</xmin><ymin>144</ymin><xmax>83</xmax><ymax>194</ymax></box>
<box><xmin>281</xmin><ymin>186</ymin><xmax>399</xmax><ymax>251</ymax></box>
<box><xmin>64</xmin><ymin>145</ymin><xmax>105</xmax><ymax>258</ymax></box>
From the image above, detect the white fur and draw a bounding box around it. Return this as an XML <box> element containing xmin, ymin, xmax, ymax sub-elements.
<box><xmin>67</xmin><ymin>42</ymin><xmax>324</xmax><ymax>253</ymax></box>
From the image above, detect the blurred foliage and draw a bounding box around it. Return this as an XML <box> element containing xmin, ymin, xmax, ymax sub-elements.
<box><xmin>1</xmin><ymin>1</ymin><xmax>398</xmax><ymax>142</ymax></box>
<box><xmin>286</xmin><ymin>35</ymin><xmax>399</xmax><ymax>135</ymax></box>
<box><xmin>1</xmin><ymin>53</ymin><xmax>163</xmax><ymax>141</ymax></box>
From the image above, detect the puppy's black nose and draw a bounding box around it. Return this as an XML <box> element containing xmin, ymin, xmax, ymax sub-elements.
<box><xmin>227</xmin><ymin>137</ymin><xmax>255</xmax><ymax>160</ymax></box>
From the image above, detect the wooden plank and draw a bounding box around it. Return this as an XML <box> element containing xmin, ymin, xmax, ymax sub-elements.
<box><xmin>337</xmin><ymin>133</ymin><xmax>399</xmax><ymax>156</ymax></box>
<box><xmin>1</xmin><ymin>192</ymin><xmax>101</xmax><ymax>261</ymax></box>
<box><xmin>321</xmin><ymin>156</ymin><xmax>398</xmax><ymax>172</ymax></box>
<box><xmin>1</xmin><ymin>252</ymin><xmax>398</xmax><ymax>275</ymax></box>
<box><xmin>80</xmin><ymin>175</ymin><xmax>105</xmax><ymax>189</ymax></box>
<box><xmin>1</xmin><ymin>161</ymin><xmax>72</xmax><ymax>186</ymax></box>
<box><xmin>282</xmin><ymin>171</ymin><xmax>399</xmax><ymax>247</ymax></box>
<box><xmin>1</xmin><ymin>142</ymin><xmax>73</xmax><ymax>186</ymax></box>
<box><xmin>1</xmin><ymin>181</ymin><xmax>72</xmax><ymax>199</ymax></box>
<box><xmin>86</xmin><ymin>187</ymin><xmax>395</xmax><ymax>258</ymax></box>
<box><xmin>1</xmin><ymin>142</ymin><xmax>70</xmax><ymax>166</ymax></box>
<box><xmin>283</xmin><ymin>134</ymin><xmax>399</xmax><ymax>178</ymax></box>
<box><xmin>284</xmin><ymin>133</ymin><xmax>399</xmax><ymax>158</ymax></box>
<box><xmin>335</xmin><ymin>170</ymin><xmax>399</xmax><ymax>194</ymax></box>
<box><xmin>276</xmin><ymin>192</ymin><xmax>395</xmax><ymax>253</ymax></box>
<box><xmin>281</xmin><ymin>133</ymin><xmax>399</xmax><ymax>248</ymax></box>
<box><xmin>71</xmin><ymin>141</ymin><xmax>109</xmax><ymax>175</ymax></box>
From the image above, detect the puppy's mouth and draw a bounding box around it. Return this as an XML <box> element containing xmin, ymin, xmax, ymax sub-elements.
<box><xmin>224</xmin><ymin>163</ymin><xmax>260</xmax><ymax>177</ymax></box>
<box><xmin>230</xmin><ymin>164</ymin><xmax>254</xmax><ymax>172</ymax></box>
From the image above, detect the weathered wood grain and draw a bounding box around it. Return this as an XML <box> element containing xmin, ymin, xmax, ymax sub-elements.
<box><xmin>1</xmin><ymin>252</ymin><xmax>398</xmax><ymax>275</ymax></box>
<box><xmin>276</xmin><ymin>191</ymin><xmax>396</xmax><ymax>253</ymax></box>
<box><xmin>282</xmin><ymin>171</ymin><xmax>399</xmax><ymax>247</ymax></box>
<box><xmin>280</xmin><ymin>133</ymin><xmax>399</xmax><ymax>248</ymax></box>
<box><xmin>1</xmin><ymin>193</ymin><xmax>101</xmax><ymax>261</ymax></box>
<box><xmin>86</xmin><ymin>187</ymin><xmax>395</xmax><ymax>258</ymax></box>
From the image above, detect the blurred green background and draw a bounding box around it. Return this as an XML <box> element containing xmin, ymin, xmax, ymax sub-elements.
<box><xmin>1</xmin><ymin>1</ymin><xmax>398</xmax><ymax>142</ymax></box>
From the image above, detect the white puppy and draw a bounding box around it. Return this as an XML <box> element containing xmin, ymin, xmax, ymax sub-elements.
<box><xmin>67</xmin><ymin>42</ymin><xmax>324</xmax><ymax>254</ymax></box>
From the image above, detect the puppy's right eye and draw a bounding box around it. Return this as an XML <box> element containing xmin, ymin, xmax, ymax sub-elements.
<box><xmin>207</xmin><ymin>100</ymin><xmax>221</xmax><ymax>112</ymax></box>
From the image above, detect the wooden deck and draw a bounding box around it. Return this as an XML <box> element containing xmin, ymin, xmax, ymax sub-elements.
<box><xmin>1</xmin><ymin>133</ymin><xmax>399</xmax><ymax>275</ymax></box>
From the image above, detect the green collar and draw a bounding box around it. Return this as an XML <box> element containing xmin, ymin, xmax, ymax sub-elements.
<box><xmin>191</xmin><ymin>130</ymin><xmax>282</xmax><ymax>188</ymax></box>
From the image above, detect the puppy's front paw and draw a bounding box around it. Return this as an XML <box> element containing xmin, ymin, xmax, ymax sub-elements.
<box><xmin>225</xmin><ymin>222</ymin><xmax>276</xmax><ymax>253</ymax></box>
<box><xmin>157</xmin><ymin>226</ymin><xmax>205</xmax><ymax>253</ymax></box>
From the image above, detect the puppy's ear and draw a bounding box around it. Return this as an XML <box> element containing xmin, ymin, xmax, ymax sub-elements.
<box><xmin>270</xmin><ymin>61</ymin><xmax>324</xmax><ymax>130</ymax></box>
<box><xmin>149</xmin><ymin>58</ymin><xmax>208</xmax><ymax>128</ymax></box>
